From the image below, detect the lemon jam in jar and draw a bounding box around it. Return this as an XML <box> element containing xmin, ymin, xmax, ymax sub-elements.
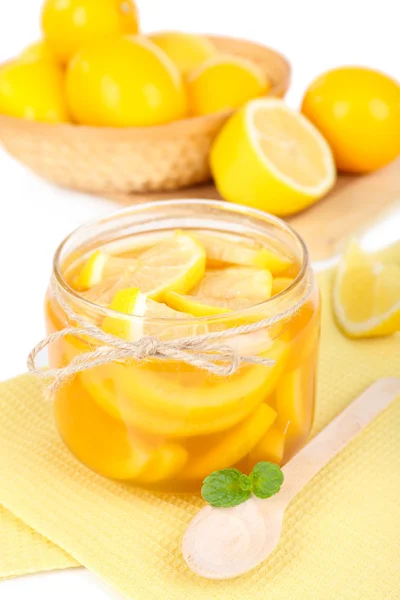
<box><xmin>45</xmin><ymin>200</ymin><xmax>320</xmax><ymax>491</ymax></box>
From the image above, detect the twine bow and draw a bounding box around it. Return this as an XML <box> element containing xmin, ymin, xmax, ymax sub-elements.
<box><xmin>27</xmin><ymin>277</ymin><xmax>312</xmax><ymax>396</ymax></box>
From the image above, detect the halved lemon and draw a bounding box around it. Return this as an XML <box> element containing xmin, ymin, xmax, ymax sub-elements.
<box><xmin>210</xmin><ymin>98</ymin><xmax>336</xmax><ymax>216</ymax></box>
<box><xmin>195</xmin><ymin>231</ymin><xmax>292</xmax><ymax>274</ymax></box>
<box><xmin>165</xmin><ymin>266</ymin><xmax>273</xmax><ymax>316</ymax></box>
<box><xmin>187</xmin><ymin>54</ymin><xmax>269</xmax><ymax>116</ymax></box>
<box><xmin>333</xmin><ymin>240</ymin><xmax>400</xmax><ymax>338</ymax></box>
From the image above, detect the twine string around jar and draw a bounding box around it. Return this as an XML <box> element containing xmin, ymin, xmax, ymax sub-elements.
<box><xmin>27</xmin><ymin>276</ymin><xmax>314</xmax><ymax>397</ymax></box>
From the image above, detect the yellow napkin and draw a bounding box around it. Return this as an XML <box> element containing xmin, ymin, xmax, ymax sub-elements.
<box><xmin>0</xmin><ymin>270</ymin><xmax>399</xmax><ymax>598</ymax></box>
<box><xmin>0</xmin><ymin>505</ymin><xmax>77</xmax><ymax>579</ymax></box>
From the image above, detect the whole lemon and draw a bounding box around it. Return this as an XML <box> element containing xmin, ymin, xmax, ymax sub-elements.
<box><xmin>66</xmin><ymin>36</ymin><xmax>188</xmax><ymax>127</ymax></box>
<box><xmin>302</xmin><ymin>67</ymin><xmax>400</xmax><ymax>173</ymax></box>
<box><xmin>20</xmin><ymin>40</ymin><xmax>58</xmax><ymax>64</ymax></box>
<box><xmin>187</xmin><ymin>55</ymin><xmax>269</xmax><ymax>116</ymax></box>
<box><xmin>0</xmin><ymin>60</ymin><xmax>69</xmax><ymax>122</ymax></box>
<box><xmin>41</xmin><ymin>0</ymin><xmax>139</xmax><ymax>64</ymax></box>
<box><xmin>149</xmin><ymin>31</ymin><xmax>216</xmax><ymax>76</ymax></box>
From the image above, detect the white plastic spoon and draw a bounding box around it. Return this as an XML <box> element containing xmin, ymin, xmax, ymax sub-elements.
<box><xmin>182</xmin><ymin>377</ymin><xmax>400</xmax><ymax>580</ymax></box>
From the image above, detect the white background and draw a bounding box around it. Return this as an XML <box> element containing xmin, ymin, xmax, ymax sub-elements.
<box><xmin>0</xmin><ymin>0</ymin><xmax>399</xmax><ymax>598</ymax></box>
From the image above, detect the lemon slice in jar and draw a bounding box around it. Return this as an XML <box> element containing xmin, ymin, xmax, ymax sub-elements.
<box><xmin>196</xmin><ymin>232</ymin><xmax>292</xmax><ymax>274</ymax></box>
<box><xmin>134</xmin><ymin>442</ymin><xmax>188</xmax><ymax>484</ymax></box>
<box><xmin>74</xmin><ymin>231</ymin><xmax>206</xmax><ymax>301</ymax></box>
<box><xmin>73</xmin><ymin>250</ymin><xmax>136</xmax><ymax>292</ymax></box>
<box><xmin>165</xmin><ymin>266</ymin><xmax>273</xmax><ymax>317</ymax></box>
<box><xmin>333</xmin><ymin>240</ymin><xmax>400</xmax><ymax>337</ymax></box>
<box><xmin>102</xmin><ymin>287</ymin><xmax>201</xmax><ymax>341</ymax></box>
<box><xmin>179</xmin><ymin>402</ymin><xmax>277</xmax><ymax>480</ymax></box>
<box><xmin>271</xmin><ymin>276</ymin><xmax>295</xmax><ymax>296</ymax></box>
<box><xmin>81</xmin><ymin>285</ymin><xmax>288</xmax><ymax>438</ymax></box>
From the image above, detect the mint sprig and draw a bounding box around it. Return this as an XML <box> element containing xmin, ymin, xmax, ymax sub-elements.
<box><xmin>201</xmin><ymin>462</ymin><xmax>284</xmax><ymax>508</ymax></box>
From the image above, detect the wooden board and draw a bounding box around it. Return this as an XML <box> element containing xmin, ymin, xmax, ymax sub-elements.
<box><xmin>107</xmin><ymin>157</ymin><xmax>400</xmax><ymax>261</ymax></box>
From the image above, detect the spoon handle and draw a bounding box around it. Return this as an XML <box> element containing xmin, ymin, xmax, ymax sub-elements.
<box><xmin>280</xmin><ymin>378</ymin><xmax>400</xmax><ymax>505</ymax></box>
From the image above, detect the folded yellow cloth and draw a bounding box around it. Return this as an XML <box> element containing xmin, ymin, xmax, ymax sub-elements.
<box><xmin>0</xmin><ymin>505</ymin><xmax>77</xmax><ymax>579</ymax></box>
<box><xmin>0</xmin><ymin>270</ymin><xmax>399</xmax><ymax>598</ymax></box>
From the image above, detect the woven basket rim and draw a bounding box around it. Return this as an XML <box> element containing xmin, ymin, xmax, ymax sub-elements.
<box><xmin>0</xmin><ymin>34</ymin><xmax>291</xmax><ymax>139</ymax></box>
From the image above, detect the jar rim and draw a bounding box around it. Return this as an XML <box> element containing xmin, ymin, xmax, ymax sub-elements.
<box><xmin>52</xmin><ymin>199</ymin><xmax>311</xmax><ymax>323</ymax></box>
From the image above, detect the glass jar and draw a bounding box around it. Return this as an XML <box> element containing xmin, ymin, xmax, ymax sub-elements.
<box><xmin>45</xmin><ymin>200</ymin><xmax>320</xmax><ymax>491</ymax></box>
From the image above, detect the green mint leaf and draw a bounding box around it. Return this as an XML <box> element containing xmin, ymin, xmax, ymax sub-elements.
<box><xmin>201</xmin><ymin>468</ymin><xmax>252</xmax><ymax>508</ymax></box>
<box><xmin>250</xmin><ymin>462</ymin><xmax>284</xmax><ymax>499</ymax></box>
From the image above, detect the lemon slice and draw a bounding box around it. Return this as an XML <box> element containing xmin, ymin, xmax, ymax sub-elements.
<box><xmin>179</xmin><ymin>403</ymin><xmax>277</xmax><ymax>480</ymax></box>
<box><xmin>74</xmin><ymin>250</ymin><xmax>108</xmax><ymax>289</ymax></box>
<box><xmin>123</xmin><ymin>231</ymin><xmax>206</xmax><ymax>301</ymax></box>
<box><xmin>134</xmin><ymin>442</ymin><xmax>188</xmax><ymax>484</ymax></box>
<box><xmin>333</xmin><ymin>240</ymin><xmax>400</xmax><ymax>338</ymax></box>
<box><xmin>271</xmin><ymin>277</ymin><xmax>295</xmax><ymax>296</ymax></box>
<box><xmin>73</xmin><ymin>251</ymin><xmax>136</xmax><ymax>291</ymax></box>
<box><xmin>195</xmin><ymin>232</ymin><xmax>292</xmax><ymax>274</ymax></box>
<box><xmin>165</xmin><ymin>266</ymin><xmax>272</xmax><ymax>316</ymax></box>
<box><xmin>75</xmin><ymin>231</ymin><xmax>205</xmax><ymax>302</ymax></box>
<box><xmin>210</xmin><ymin>98</ymin><xmax>336</xmax><ymax>216</ymax></box>
<box><xmin>81</xmin><ymin>337</ymin><xmax>288</xmax><ymax>438</ymax></box>
<box><xmin>249</xmin><ymin>423</ymin><xmax>286</xmax><ymax>465</ymax></box>
<box><xmin>102</xmin><ymin>287</ymin><xmax>191</xmax><ymax>341</ymax></box>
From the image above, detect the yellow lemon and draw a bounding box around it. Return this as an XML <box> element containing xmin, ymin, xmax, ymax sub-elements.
<box><xmin>186</xmin><ymin>54</ymin><xmax>269</xmax><ymax>116</ymax></box>
<box><xmin>20</xmin><ymin>40</ymin><xmax>57</xmax><ymax>64</ymax></box>
<box><xmin>149</xmin><ymin>31</ymin><xmax>216</xmax><ymax>75</ymax></box>
<box><xmin>0</xmin><ymin>59</ymin><xmax>69</xmax><ymax>122</ymax></box>
<box><xmin>333</xmin><ymin>240</ymin><xmax>400</xmax><ymax>338</ymax></box>
<box><xmin>210</xmin><ymin>98</ymin><xmax>336</xmax><ymax>216</ymax></box>
<box><xmin>41</xmin><ymin>0</ymin><xmax>139</xmax><ymax>64</ymax></box>
<box><xmin>302</xmin><ymin>67</ymin><xmax>400</xmax><ymax>173</ymax></box>
<box><xmin>66</xmin><ymin>36</ymin><xmax>188</xmax><ymax>126</ymax></box>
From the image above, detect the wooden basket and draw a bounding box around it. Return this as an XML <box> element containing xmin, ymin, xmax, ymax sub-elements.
<box><xmin>0</xmin><ymin>36</ymin><xmax>291</xmax><ymax>194</ymax></box>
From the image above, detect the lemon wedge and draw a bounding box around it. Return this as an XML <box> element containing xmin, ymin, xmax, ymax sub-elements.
<box><xmin>195</xmin><ymin>232</ymin><xmax>291</xmax><ymax>274</ymax></box>
<box><xmin>333</xmin><ymin>240</ymin><xmax>400</xmax><ymax>338</ymax></box>
<box><xmin>165</xmin><ymin>266</ymin><xmax>272</xmax><ymax>316</ymax></box>
<box><xmin>210</xmin><ymin>98</ymin><xmax>336</xmax><ymax>216</ymax></box>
